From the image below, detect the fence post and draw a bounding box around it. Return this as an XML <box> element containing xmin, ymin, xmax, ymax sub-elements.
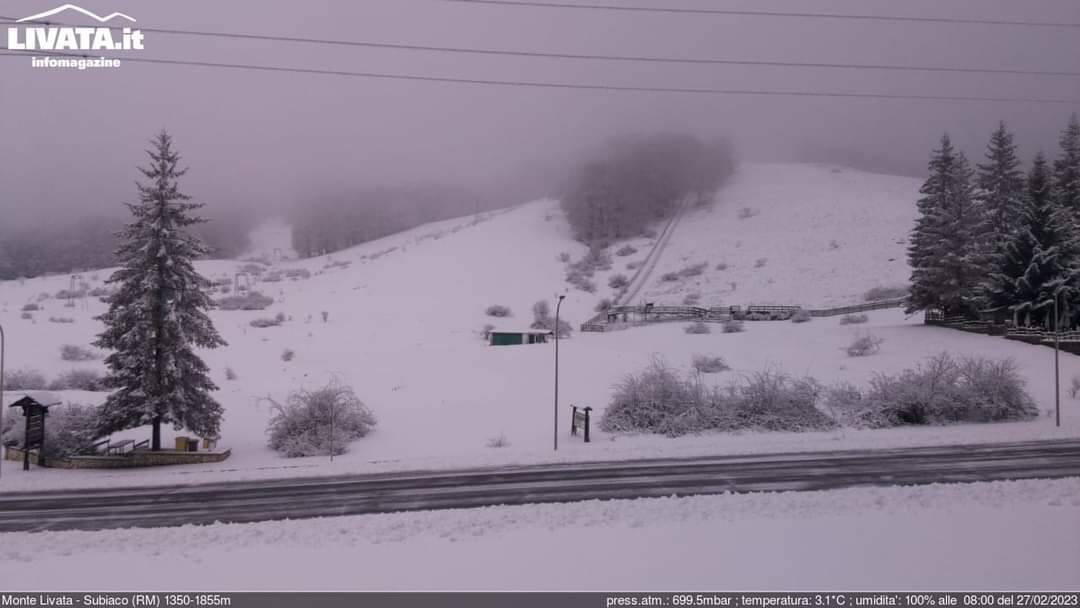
<box><xmin>570</xmin><ymin>405</ymin><xmax>578</xmax><ymax>436</ymax></box>
<box><xmin>583</xmin><ymin>407</ymin><xmax>592</xmax><ymax>443</ymax></box>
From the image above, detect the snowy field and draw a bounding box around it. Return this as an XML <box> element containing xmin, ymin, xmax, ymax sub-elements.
<box><xmin>1</xmin><ymin>163</ymin><xmax>1078</xmax><ymax>491</ymax></box>
<box><xmin>2</xmin><ymin>478</ymin><xmax>1078</xmax><ymax>590</ymax></box>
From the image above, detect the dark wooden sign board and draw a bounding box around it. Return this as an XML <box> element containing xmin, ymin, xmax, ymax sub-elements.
<box><xmin>9</xmin><ymin>396</ymin><xmax>52</xmax><ymax>470</ymax></box>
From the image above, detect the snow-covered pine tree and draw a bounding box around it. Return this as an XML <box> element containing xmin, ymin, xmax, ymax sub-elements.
<box><xmin>94</xmin><ymin>130</ymin><xmax>227</xmax><ymax>450</ymax></box>
<box><xmin>907</xmin><ymin>134</ymin><xmax>987</xmax><ymax>316</ymax></box>
<box><xmin>976</xmin><ymin>121</ymin><xmax>1025</xmax><ymax>241</ymax></box>
<box><xmin>1053</xmin><ymin>113</ymin><xmax>1080</xmax><ymax>217</ymax></box>
<box><xmin>983</xmin><ymin>153</ymin><xmax>1080</xmax><ymax>328</ymax></box>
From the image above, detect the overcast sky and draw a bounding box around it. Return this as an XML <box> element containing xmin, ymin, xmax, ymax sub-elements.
<box><xmin>2</xmin><ymin>0</ymin><xmax>1079</xmax><ymax>223</ymax></box>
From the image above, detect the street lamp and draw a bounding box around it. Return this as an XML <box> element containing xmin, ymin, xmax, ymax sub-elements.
<box><xmin>1053</xmin><ymin>288</ymin><xmax>1065</xmax><ymax>428</ymax></box>
<box><xmin>554</xmin><ymin>294</ymin><xmax>565</xmax><ymax>451</ymax></box>
<box><xmin>0</xmin><ymin>322</ymin><xmax>5</xmax><ymax>480</ymax></box>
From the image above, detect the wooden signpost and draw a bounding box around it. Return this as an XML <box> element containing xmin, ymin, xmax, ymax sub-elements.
<box><xmin>570</xmin><ymin>405</ymin><xmax>592</xmax><ymax>443</ymax></box>
<box><xmin>9</xmin><ymin>396</ymin><xmax>52</xmax><ymax>470</ymax></box>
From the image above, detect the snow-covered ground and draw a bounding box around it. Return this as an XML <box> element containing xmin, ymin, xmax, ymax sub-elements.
<box><xmin>1</xmin><ymin>163</ymin><xmax>1078</xmax><ymax>492</ymax></box>
<box><xmin>2</xmin><ymin>478</ymin><xmax>1078</xmax><ymax>590</ymax></box>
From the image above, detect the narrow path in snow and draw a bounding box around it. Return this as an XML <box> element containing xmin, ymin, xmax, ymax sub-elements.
<box><xmin>616</xmin><ymin>196</ymin><xmax>693</xmax><ymax>306</ymax></box>
<box><xmin>2</xmin><ymin>439</ymin><xmax>1077</xmax><ymax>533</ymax></box>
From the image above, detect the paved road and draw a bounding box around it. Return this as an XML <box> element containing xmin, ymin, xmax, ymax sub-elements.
<box><xmin>1</xmin><ymin>439</ymin><xmax>1078</xmax><ymax>533</ymax></box>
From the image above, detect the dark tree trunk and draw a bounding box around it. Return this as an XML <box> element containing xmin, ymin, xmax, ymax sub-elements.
<box><xmin>152</xmin><ymin>417</ymin><xmax>161</xmax><ymax>451</ymax></box>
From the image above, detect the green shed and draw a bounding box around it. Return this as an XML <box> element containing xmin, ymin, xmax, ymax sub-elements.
<box><xmin>489</xmin><ymin>329</ymin><xmax>552</xmax><ymax>346</ymax></box>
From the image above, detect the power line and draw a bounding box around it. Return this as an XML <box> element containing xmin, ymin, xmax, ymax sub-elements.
<box><xmin>2</xmin><ymin>16</ymin><xmax>1078</xmax><ymax>80</ymax></box>
<box><xmin>4</xmin><ymin>49</ymin><xmax>1080</xmax><ymax>106</ymax></box>
<box><xmin>438</xmin><ymin>0</ymin><xmax>1080</xmax><ymax>29</ymax></box>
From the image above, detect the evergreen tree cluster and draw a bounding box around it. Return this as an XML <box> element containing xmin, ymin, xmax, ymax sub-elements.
<box><xmin>908</xmin><ymin>114</ymin><xmax>1080</xmax><ymax>329</ymax></box>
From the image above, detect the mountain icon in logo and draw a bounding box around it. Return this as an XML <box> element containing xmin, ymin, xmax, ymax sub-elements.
<box><xmin>17</xmin><ymin>4</ymin><xmax>136</xmax><ymax>23</ymax></box>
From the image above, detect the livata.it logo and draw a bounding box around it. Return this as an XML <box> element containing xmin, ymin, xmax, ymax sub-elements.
<box><xmin>7</xmin><ymin>4</ymin><xmax>145</xmax><ymax>69</ymax></box>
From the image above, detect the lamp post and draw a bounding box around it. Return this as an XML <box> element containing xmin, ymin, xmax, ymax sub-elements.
<box><xmin>554</xmin><ymin>294</ymin><xmax>565</xmax><ymax>451</ymax></box>
<box><xmin>1053</xmin><ymin>289</ymin><xmax>1063</xmax><ymax>428</ymax></box>
<box><xmin>0</xmin><ymin>322</ymin><xmax>5</xmax><ymax>480</ymax></box>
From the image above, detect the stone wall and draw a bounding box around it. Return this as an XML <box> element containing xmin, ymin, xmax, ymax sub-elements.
<box><xmin>3</xmin><ymin>445</ymin><xmax>231</xmax><ymax>469</ymax></box>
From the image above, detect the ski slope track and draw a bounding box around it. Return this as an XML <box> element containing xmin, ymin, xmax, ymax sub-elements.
<box><xmin>1</xmin><ymin>439</ymin><xmax>1077</xmax><ymax>533</ymax></box>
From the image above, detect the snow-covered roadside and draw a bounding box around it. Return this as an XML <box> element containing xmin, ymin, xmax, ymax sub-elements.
<box><xmin>2</xmin><ymin>478</ymin><xmax>1078</xmax><ymax>590</ymax></box>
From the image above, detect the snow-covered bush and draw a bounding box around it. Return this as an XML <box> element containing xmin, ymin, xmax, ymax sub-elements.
<box><xmin>685</xmin><ymin>321</ymin><xmax>711</xmax><ymax>334</ymax></box>
<box><xmin>679</xmin><ymin>262</ymin><xmax>708</xmax><ymax>278</ymax></box>
<box><xmin>60</xmin><ymin>344</ymin><xmax>98</xmax><ymax>362</ymax></box>
<box><xmin>661</xmin><ymin>272</ymin><xmax>679</xmax><ymax>282</ymax></box>
<box><xmin>281</xmin><ymin>348</ymin><xmax>295</xmax><ymax>362</ymax></box>
<box><xmin>486</xmin><ymin>434</ymin><xmax>510</xmax><ymax>448</ymax></box>
<box><xmin>265</xmin><ymin>382</ymin><xmax>377</xmax><ymax>457</ymax></box>
<box><xmin>691</xmin><ymin>355</ymin><xmax>729</xmax><ymax>374</ymax></box>
<box><xmin>215</xmin><ymin>292</ymin><xmax>274</xmax><ymax>311</ymax></box>
<box><xmin>285</xmin><ymin>268</ymin><xmax>311</xmax><ymax>280</ymax></box>
<box><xmin>601</xmin><ymin>361</ymin><xmax>835</xmax><ymax>437</ymax></box>
<box><xmin>864</xmin><ymin>285</ymin><xmax>908</xmax><ymax>301</ymax></box>
<box><xmin>683</xmin><ymin>293</ymin><xmax>702</xmax><ymax>306</ymax></box>
<box><xmin>846</xmin><ymin>333</ymin><xmax>883</xmax><ymax>357</ymax></box>
<box><xmin>48</xmin><ymin>316</ymin><xmax>74</xmax><ymax>324</ymax></box>
<box><xmin>88</xmin><ymin>286</ymin><xmax>110</xmax><ymax>298</ymax></box>
<box><xmin>250</xmin><ymin>317</ymin><xmax>282</xmax><ymax>328</ymax></box>
<box><xmin>626</xmin><ymin>261</ymin><xmax>643</xmax><ymax>271</ymax></box>
<box><xmin>2</xmin><ymin>403</ymin><xmax>102</xmax><ymax>459</ymax></box>
<box><xmin>737</xmin><ymin>207</ymin><xmax>759</xmax><ymax>219</ymax></box>
<box><xmin>485</xmin><ymin>304</ymin><xmax>513</xmax><ymax>318</ymax></box>
<box><xmin>608</xmin><ymin>274</ymin><xmax>630</xmax><ymax>289</ymax></box>
<box><xmin>595</xmin><ymin>298</ymin><xmax>613</xmax><ymax>313</ymax></box>
<box><xmin>3</xmin><ymin>368</ymin><xmax>48</xmax><ymax>390</ymax></box>
<box><xmin>839</xmin><ymin>313</ymin><xmax>869</xmax><ymax>325</ymax></box>
<box><xmin>21</xmin><ymin>303</ymin><xmax>40</xmax><ymax>312</ymax></box>
<box><xmin>715</xmin><ymin>262</ymin><xmax>728</xmax><ymax>271</ymax></box>
<box><xmin>49</xmin><ymin>369</ymin><xmax>105</xmax><ymax>391</ymax></box>
<box><xmin>20</xmin><ymin>312</ymin><xmax>33</xmax><ymax>320</ymax></box>
<box><xmin>754</xmin><ymin>257</ymin><xmax>768</xmax><ymax>269</ymax></box>
<box><xmin>791</xmin><ymin>309</ymin><xmax>812</xmax><ymax>323</ymax></box>
<box><xmin>615</xmin><ymin>245</ymin><xmax>637</xmax><ymax>257</ymax></box>
<box><xmin>531</xmin><ymin>300</ymin><xmax>572</xmax><ymax>338</ymax></box>
<box><xmin>722</xmin><ymin>320</ymin><xmax>745</xmax><ymax>333</ymax></box>
<box><xmin>225</xmin><ymin>367</ymin><xmax>238</xmax><ymax>381</ymax></box>
<box><xmin>856</xmin><ymin>354</ymin><xmax>1037</xmax><ymax>427</ymax></box>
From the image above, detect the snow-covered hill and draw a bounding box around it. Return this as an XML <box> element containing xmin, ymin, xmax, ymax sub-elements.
<box><xmin>1</xmin><ymin>163</ymin><xmax>1077</xmax><ymax>491</ymax></box>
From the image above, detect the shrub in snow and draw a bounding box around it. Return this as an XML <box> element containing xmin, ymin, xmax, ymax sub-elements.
<box><xmin>3</xmin><ymin>368</ymin><xmax>48</xmax><ymax>390</ymax></box>
<box><xmin>48</xmin><ymin>317</ymin><xmax>74</xmax><ymax>324</ymax></box>
<box><xmin>691</xmin><ymin>355</ymin><xmax>729</xmax><ymax>374</ymax></box>
<box><xmin>715</xmin><ymin>262</ymin><xmax>728</xmax><ymax>271</ymax></box>
<box><xmin>566</xmin><ymin>270</ymin><xmax>597</xmax><ymax>293</ymax></box>
<box><xmin>853</xmin><ymin>354</ymin><xmax>1037</xmax><ymax>427</ymax></box>
<box><xmin>615</xmin><ymin>245</ymin><xmax>637</xmax><ymax>257</ymax></box>
<box><xmin>829</xmin><ymin>239</ymin><xmax>841</xmax><ymax>250</ymax></box>
<box><xmin>558</xmin><ymin>252</ymin><xmax>571</xmax><ymax>263</ymax></box>
<box><xmin>839</xmin><ymin>313</ymin><xmax>869</xmax><ymax>325</ymax></box>
<box><xmin>21</xmin><ymin>303</ymin><xmax>40</xmax><ymax>312</ymax></box>
<box><xmin>722</xmin><ymin>320</ymin><xmax>745</xmax><ymax>333</ymax></box>
<box><xmin>684</xmin><ymin>321</ymin><xmax>711</xmax><ymax>334</ymax></box>
<box><xmin>225</xmin><ymin>367</ymin><xmax>238</xmax><ymax>381</ymax></box>
<box><xmin>215</xmin><ymin>292</ymin><xmax>274</xmax><ymax>311</ymax></box>
<box><xmin>737</xmin><ymin>207</ymin><xmax>759</xmax><ymax>219</ymax></box>
<box><xmin>20</xmin><ymin>312</ymin><xmax>33</xmax><ymax>320</ymax></box>
<box><xmin>250</xmin><ymin>317</ymin><xmax>282</xmax><ymax>328</ymax></box>
<box><xmin>88</xmin><ymin>286</ymin><xmax>110</xmax><ymax>298</ymax></box>
<box><xmin>754</xmin><ymin>257</ymin><xmax>768</xmax><ymax>269</ymax></box>
<box><xmin>791</xmin><ymin>309</ymin><xmax>812</xmax><ymax>323</ymax></box>
<box><xmin>281</xmin><ymin>348</ymin><xmax>295</xmax><ymax>362</ymax></box>
<box><xmin>265</xmin><ymin>382</ymin><xmax>377</xmax><ymax>457</ymax></box>
<box><xmin>49</xmin><ymin>369</ymin><xmax>105</xmax><ymax>391</ymax></box>
<box><xmin>661</xmin><ymin>272</ymin><xmax>679</xmax><ymax>282</ymax></box>
<box><xmin>61</xmin><ymin>344</ymin><xmax>98</xmax><ymax>362</ymax></box>
<box><xmin>55</xmin><ymin>288</ymin><xmax>87</xmax><ymax>300</ymax></box>
<box><xmin>595</xmin><ymin>298</ymin><xmax>613</xmax><ymax>313</ymax></box>
<box><xmin>238</xmin><ymin>263</ymin><xmax>266</xmax><ymax>275</ymax></box>
<box><xmin>2</xmin><ymin>403</ymin><xmax>102</xmax><ymax>458</ymax></box>
<box><xmin>608</xmin><ymin>274</ymin><xmax>630</xmax><ymax>289</ymax></box>
<box><xmin>480</xmin><ymin>323</ymin><xmax>495</xmax><ymax>341</ymax></box>
<box><xmin>285</xmin><ymin>268</ymin><xmax>311</xmax><ymax>280</ymax></box>
<box><xmin>846</xmin><ymin>333</ymin><xmax>883</xmax><ymax>357</ymax></box>
<box><xmin>485</xmin><ymin>304</ymin><xmax>513</xmax><ymax>318</ymax></box>
<box><xmin>683</xmin><ymin>293</ymin><xmax>702</xmax><ymax>306</ymax></box>
<box><xmin>626</xmin><ymin>261</ymin><xmax>643</xmax><ymax>270</ymax></box>
<box><xmin>679</xmin><ymin>262</ymin><xmax>708</xmax><ymax>278</ymax></box>
<box><xmin>601</xmin><ymin>360</ymin><xmax>835</xmax><ymax>437</ymax></box>
<box><xmin>531</xmin><ymin>300</ymin><xmax>572</xmax><ymax>338</ymax></box>
<box><xmin>486</xmin><ymin>434</ymin><xmax>510</xmax><ymax>448</ymax></box>
<box><xmin>262</xmin><ymin>271</ymin><xmax>283</xmax><ymax>283</ymax></box>
<box><xmin>864</xmin><ymin>285</ymin><xmax>908</xmax><ymax>301</ymax></box>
